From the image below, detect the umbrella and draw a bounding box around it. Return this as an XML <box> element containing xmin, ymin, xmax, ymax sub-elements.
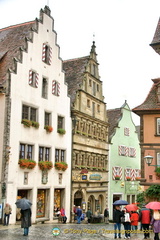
<box><xmin>145</xmin><ymin>201</ymin><xmax>160</xmax><ymax>210</ymax></box>
<box><xmin>113</xmin><ymin>200</ymin><xmax>129</xmax><ymax>205</ymax></box>
<box><xmin>15</xmin><ymin>198</ymin><xmax>32</xmax><ymax>210</ymax></box>
<box><xmin>125</xmin><ymin>204</ymin><xmax>139</xmax><ymax>212</ymax></box>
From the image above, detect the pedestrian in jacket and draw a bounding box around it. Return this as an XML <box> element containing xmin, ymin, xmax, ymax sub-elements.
<box><xmin>150</xmin><ymin>210</ymin><xmax>160</xmax><ymax>240</ymax></box>
<box><xmin>130</xmin><ymin>211</ymin><xmax>139</xmax><ymax>232</ymax></box>
<box><xmin>122</xmin><ymin>208</ymin><xmax>131</xmax><ymax>239</ymax></box>
<box><xmin>139</xmin><ymin>204</ymin><xmax>151</xmax><ymax>239</ymax></box>
<box><xmin>104</xmin><ymin>207</ymin><xmax>109</xmax><ymax>224</ymax></box>
<box><xmin>86</xmin><ymin>208</ymin><xmax>92</xmax><ymax>223</ymax></box>
<box><xmin>20</xmin><ymin>208</ymin><xmax>32</xmax><ymax>236</ymax></box>
<box><xmin>76</xmin><ymin>206</ymin><xmax>82</xmax><ymax>224</ymax></box>
<box><xmin>3</xmin><ymin>203</ymin><xmax>12</xmax><ymax>226</ymax></box>
<box><xmin>60</xmin><ymin>207</ymin><xmax>67</xmax><ymax>223</ymax></box>
<box><xmin>113</xmin><ymin>205</ymin><xmax>123</xmax><ymax>239</ymax></box>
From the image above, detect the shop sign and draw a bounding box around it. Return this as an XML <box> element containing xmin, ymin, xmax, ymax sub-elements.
<box><xmin>89</xmin><ymin>174</ymin><xmax>102</xmax><ymax>180</ymax></box>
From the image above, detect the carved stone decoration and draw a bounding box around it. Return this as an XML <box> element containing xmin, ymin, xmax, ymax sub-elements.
<box><xmin>42</xmin><ymin>169</ymin><xmax>48</xmax><ymax>184</ymax></box>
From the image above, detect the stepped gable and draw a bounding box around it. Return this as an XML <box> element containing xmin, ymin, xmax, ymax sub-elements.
<box><xmin>107</xmin><ymin>107</ymin><xmax>122</xmax><ymax>142</ymax></box>
<box><xmin>63</xmin><ymin>56</ymin><xmax>89</xmax><ymax>105</ymax></box>
<box><xmin>0</xmin><ymin>21</ymin><xmax>35</xmax><ymax>85</ymax></box>
<box><xmin>132</xmin><ymin>78</ymin><xmax>160</xmax><ymax>114</ymax></box>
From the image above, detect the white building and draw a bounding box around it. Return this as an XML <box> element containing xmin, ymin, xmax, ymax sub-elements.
<box><xmin>0</xmin><ymin>6</ymin><xmax>72</xmax><ymax>224</ymax></box>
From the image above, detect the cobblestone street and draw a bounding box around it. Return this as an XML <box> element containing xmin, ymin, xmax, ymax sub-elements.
<box><xmin>0</xmin><ymin>222</ymin><xmax>154</xmax><ymax>240</ymax></box>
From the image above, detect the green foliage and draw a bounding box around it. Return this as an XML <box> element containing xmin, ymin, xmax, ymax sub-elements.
<box><xmin>136</xmin><ymin>192</ymin><xmax>145</xmax><ymax>207</ymax></box>
<box><xmin>57</xmin><ymin>128</ymin><xmax>66</xmax><ymax>134</ymax></box>
<box><xmin>145</xmin><ymin>184</ymin><xmax>160</xmax><ymax>200</ymax></box>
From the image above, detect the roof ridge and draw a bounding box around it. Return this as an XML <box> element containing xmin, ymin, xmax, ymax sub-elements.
<box><xmin>63</xmin><ymin>55</ymin><xmax>89</xmax><ymax>62</ymax></box>
<box><xmin>0</xmin><ymin>21</ymin><xmax>35</xmax><ymax>32</ymax></box>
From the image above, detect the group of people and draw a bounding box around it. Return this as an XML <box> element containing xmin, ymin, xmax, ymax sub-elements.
<box><xmin>55</xmin><ymin>206</ymin><xmax>67</xmax><ymax>223</ymax></box>
<box><xmin>113</xmin><ymin>204</ymin><xmax>160</xmax><ymax>240</ymax></box>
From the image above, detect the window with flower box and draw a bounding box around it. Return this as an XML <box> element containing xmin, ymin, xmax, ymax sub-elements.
<box><xmin>39</xmin><ymin>147</ymin><xmax>50</xmax><ymax>161</ymax></box>
<box><xmin>55</xmin><ymin>149</ymin><xmax>65</xmax><ymax>162</ymax></box>
<box><xmin>22</xmin><ymin>105</ymin><xmax>37</xmax><ymax>122</ymax></box>
<box><xmin>19</xmin><ymin>144</ymin><xmax>33</xmax><ymax>159</ymax></box>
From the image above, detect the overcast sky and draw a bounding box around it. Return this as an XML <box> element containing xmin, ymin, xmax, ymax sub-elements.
<box><xmin>1</xmin><ymin>0</ymin><xmax>160</xmax><ymax>125</ymax></box>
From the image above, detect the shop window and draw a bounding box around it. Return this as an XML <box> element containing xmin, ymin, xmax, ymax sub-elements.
<box><xmin>39</xmin><ymin>147</ymin><xmax>50</xmax><ymax>161</ymax></box>
<box><xmin>54</xmin><ymin>189</ymin><xmax>61</xmax><ymax>216</ymax></box>
<box><xmin>55</xmin><ymin>149</ymin><xmax>65</xmax><ymax>162</ymax></box>
<box><xmin>42</xmin><ymin>77</ymin><xmax>48</xmax><ymax>99</ymax></box>
<box><xmin>19</xmin><ymin>143</ymin><xmax>33</xmax><ymax>159</ymax></box>
<box><xmin>37</xmin><ymin>189</ymin><xmax>45</xmax><ymax>218</ymax></box>
<box><xmin>22</xmin><ymin>105</ymin><xmax>37</xmax><ymax>122</ymax></box>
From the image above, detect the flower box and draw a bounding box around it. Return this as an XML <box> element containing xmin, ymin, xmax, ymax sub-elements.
<box><xmin>38</xmin><ymin>161</ymin><xmax>53</xmax><ymax>170</ymax></box>
<box><xmin>135</xmin><ymin>177</ymin><xmax>141</xmax><ymax>181</ymax></box>
<box><xmin>126</xmin><ymin>177</ymin><xmax>131</xmax><ymax>181</ymax></box>
<box><xmin>44</xmin><ymin>125</ymin><xmax>53</xmax><ymax>133</ymax></box>
<box><xmin>54</xmin><ymin>162</ymin><xmax>68</xmax><ymax>171</ymax></box>
<box><xmin>21</xmin><ymin>119</ymin><xmax>32</xmax><ymax>127</ymax></box>
<box><xmin>57</xmin><ymin>128</ymin><xmax>66</xmax><ymax>135</ymax></box>
<box><xmin>18</xmin><ymin>159</ymin><xmax>36</xmax><ymax>169</ymax></box>
<box><xmin>31</xmin><ymin>121</ymin><xmax>39</xmax><ymax>129</ymax></box>
<box><xmin>115</xmin><ymin>175</ymin><xmax>120</xmax><ymax>180</ymax></box>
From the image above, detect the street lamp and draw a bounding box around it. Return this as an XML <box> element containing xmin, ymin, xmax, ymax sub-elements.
<box><xmin>144</xmin><ymin>154</ymin><xmax>160</xmax><ymax>167</ymax></box>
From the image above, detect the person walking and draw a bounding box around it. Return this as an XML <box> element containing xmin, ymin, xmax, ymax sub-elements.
<box><xmin>3</xmin><ymin>203</ymin><xmax>12</xmax><ymax>226</ymax></box>
<box><xmin>139</xmin><ymin>204</ymin><xmax>151</xmax><ymax>239</ymax></box>
<box><xmin>76</xmin><ymin>206</ymin><xmax>82</xmax><ymax>224</ymax></box>
<box><xmin>20</xmin><ymin>208</ymin><xmax>32</xmax><ymax>236</ymax></box>
<box><xmin>104</xmin><ymin>207</ymin><xmax>109</xmax><ymax>224</ymax></box>
<box><xmin>122</xmin><ymin>208</ymin><xmax>131</xmax><ymax>239</ymax></box>
<box><xmin>60</xmin><ymin>207</ymin><xmax>67</xmax><ymax>223</ymax></box>
<box><xmin>150</xmin><ymin>210</ymin><xmax>160</xmax><ymax>240</ymax></box>
<box><xmin>113</xmin><ymin>205</ymin><xmax>123</xmax><ymax>239</ymax></box>
<box><xmin>130</xmin><ymin>211</ymin><xmax>139</xmax><ymax>233</ymax></box>
<box><xmin>86</xmin><ymin>208</ymin><xmax>92</xmax><ymax>224</ymax></box>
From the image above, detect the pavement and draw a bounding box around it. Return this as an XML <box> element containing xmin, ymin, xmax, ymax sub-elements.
<box><xmin>0</xmin><ymin>222</ymin><xmax>155</xmax><ymax>240</ymax></box>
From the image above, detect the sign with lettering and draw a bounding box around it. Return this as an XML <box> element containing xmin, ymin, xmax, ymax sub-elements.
<box><xmin>89</xmin><ymin>174</ymin><xmax>102</xmax><ymax>180</ymax></box>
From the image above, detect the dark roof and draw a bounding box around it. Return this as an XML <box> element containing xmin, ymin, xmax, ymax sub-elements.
<box><xmin>0</xmin><ymin>21</ymin><xmax>35</xmax><ymax>85</ymax></box>
<box><xmin>63</xmin><ymin>56</ymin><xmax>89</xmax><ymax>104</ymax></box>
<box><xmin>132</xmin><ymin>78</ymin><xmax>160</xmax><ymax>115</ymax></box>
<box><xmin>107</xmin><ymin>108</ymin><xmax>122</xmax><ymax>142</ymax></box>
<box><xmin>150</xmin><ymin>18</ymin><xmax>160</xmax><ymax>46</ymax></box>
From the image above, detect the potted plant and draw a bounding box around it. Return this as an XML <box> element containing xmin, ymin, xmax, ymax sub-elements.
<box><xmin>115</xmin><ymin>175</ymin><xmax>120</xmax><ymax>180</ymax></box>
<box><xmin>155</xmin><ymin>167</ymin><xmax>160</xmax><ymax>177</ymax></box>
<box><xmin>54</xmin><ymin>162</ymin><xmax>68</xmax><ymax>171</ymax></box>
<box><xmin>18</xmin><ymin>159</ymin><xmax>36</xmax><ymax>169</ymax></box>
<box><xmin>57</xmin><ymin>128</ymin><xmax>66</xmax><ymax>135</ymax></box>
<box><xmin>44</xmin><ymin>125</ymin><xmax>53</xmax><ymax>133</ymax></box>
<box><xmin>38</xmin><ymin>161</ymin><xmax>53</xmax><ymax>170</ymax></box>
<box><xmin>31</xmin><ymin>121</ymin><xmax>39</xmax><ymax>129</ymax></box>
<box><xmin>135</xmin><ymin>177</ymin><xmax>141</xmax><ymax>181</ymax></box>
<box><xmin>126</xmin><ymin>176</ymin><xmax>131</xmax><ymax>181</ymax></box>
<box><xmin>21</xmin><ymin>119</ymin><xmax>32</xmax><ymax>127</ymax></box>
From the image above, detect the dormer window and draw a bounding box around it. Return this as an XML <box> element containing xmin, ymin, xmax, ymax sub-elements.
<box><xmin>157</xmin><ymin>85</ymin><xmax>160</xmax><ymax>103</ymax></box>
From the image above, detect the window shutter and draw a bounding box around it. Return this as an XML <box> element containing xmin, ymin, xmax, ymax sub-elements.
<box><xmin>52</xmin><ymin>80</ymin><xmax>56</xmax><ymax>94</ymax></box>
<box><xmin>29</xmin><ymin>70</ymin><xmax>32</xmax><ymax>85</ymax></box>
<box><xmin>57</xmin><ymin>83</ymin><xmax>60</xmax><ymax>96</ymax></box>
<box><xmin>42</xmin><ymin>43</ymin><xmax>46</xmax><ymax>62</ymax></box>
<box><xmin>118</xmin><ymin>146</ymin><xmax>122</xmax><ymax>156</ymax></box>
<box><xmin>49</xmin><ymin>47</ymin><xmax>52</xmax><ymax>65</ymax></box>
<box><xmin>131</xmin><ymin>169</ymin><xmax>134</xmax><ymax>180</ymax></box>
<box><xmin>112</xmin><ymin>167</ymin><xmax>116</xmax><ymax>180</ymax></box>
<box><xmin>35</xmin><ymin>73</ymin><xmax>39</xmax><ymax>88</ymax></box>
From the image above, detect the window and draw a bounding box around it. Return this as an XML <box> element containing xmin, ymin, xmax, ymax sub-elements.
<box><xmin>92</xmin><ymin>102</ymin><xmax>95</xmax><ymax>117</ymax></box>
<box><xmin>129</xmin><ymin>147</ymin><xmax>136</xmax><ymax>157</ymax></box>
<box><xmin>42</xmin><ymin>43</ymin><xmax>52</xmax><ymax>65</ymax></box>
<box><xmin>156</xmin><ymin>118</ymin><xmax>160</xmax><ymax>135</ymax></box>
<box><xmin>29</xmin><ymin>70</ymin><xmax>39</xmax><ymax>88</ymax></box>
<box><xmin>118</xmin><ymin>145</ymin><xmax>128</xmax><ymax>156</ymax></box>
<box><xmin>19</xmin><ymin>144</ymin><xmax>33</xmax><ymax>159</ymax></box>
<box><xmin>124</xmin><ymin>127</ymin><xmax>130</xmax><ymax>136</ymax></box>
<box><xmin>125</xmin><ymin>168</ymin><xmax>131</xmax><ymax>178</ymax></box>
<box><xmin>157</xmin><ymin>152</ymin><xmax>160</xmax><ymax>166</ymax></box>
<box><xmin>52</xmin><ymin>80</ymin><xmax>60</xmax><ymax>96</ymax></box>
<box><xmin>92</xmin><ymin>82</ymin><xmax>96</xmax><ymax>96</ymax></box>
<box><xmin>157</xmin><ymin>85</ymin><xmax>160</xmax><ymax>103</ymax></box>
<box><xmin>55</xmin><ymin>149</ymin><xmax>65</xmax><ymax>162</ymax></box>
<box><xmin>87</xmin><ymin>99</ymin><xmax>90</xmax><ymax>108</ymax></box>
<box><xmin>58</xmin><ymin>116</ymin><xmax>64</xmax><ymax>129</ymax></box>
<box><xmin>112</xmin><ymin>166</ymin><xmax>122</xmax><ymax>180</ymax></box>
<box><xmin>44</xmin><ymin>112</ymin><xmax>51</xmax><ymax>126</ymax></box>
<box><xmin>22</xmin><ymin>105</ymin><xmax>37</xmax><ymax>121</ymax></box>
<box><xmin>39</xmin><ymin>147</ymin><xmax>50</xmax><ymax>161</ymax></box>
<box><xmin>97</xmin><ymin>84</ymin><xmax>99</xmax><ymax>92</ymax></box>
<box><xmin>42</xmin><ymin>78</ymin><xmax>48</xmax><ymax>99</ymax></box>
<box><xmin>89</xmin><ymin>79</ymin><xmax>92</xmax><ymax>87</ymax></box>
<box><xmin>97</xmin><ymin>104</ymin><xmax>100</xmax><ymax>113</ymax></box>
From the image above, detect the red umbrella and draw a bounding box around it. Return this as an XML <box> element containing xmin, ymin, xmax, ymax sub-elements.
<box><xmin>145</xmin><ymin>202</ymin><xmax>160</xmax><ymax>210</ymax></box>
<box><xmin>125</xmin><ymin>204</ymin><xmax>138</xmax><ymax>212</ymax></box>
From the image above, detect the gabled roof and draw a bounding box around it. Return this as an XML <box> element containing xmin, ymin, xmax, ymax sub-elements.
<box><xmin>150</xmin><ymin>18</ymin><xmax>160</xmax><ymax>46</ymax></box>
<box><xmin>132</xmin><ymin>78</ymin><xmax>160</xmax><ymax>115</ymax></box>
<box><xmin>107</xmin><ymin>108</ymin><xmax>122</xmax><ymax>142</ymax></box>
<box><xmin>0</xmin><ymin>21</ymin><xmax>35</xmax><ymax>85</ymax></box>
<box><xmin>63</xmin><ymin>56</ymin><xmax>89</xmax><ymax>104</ymax></box>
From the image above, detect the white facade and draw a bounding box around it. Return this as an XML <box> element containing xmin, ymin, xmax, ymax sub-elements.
<box><xmin>0</xmin><ymin>7</ymin><xmax>72</xmax><ymax>224</ymax></box>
